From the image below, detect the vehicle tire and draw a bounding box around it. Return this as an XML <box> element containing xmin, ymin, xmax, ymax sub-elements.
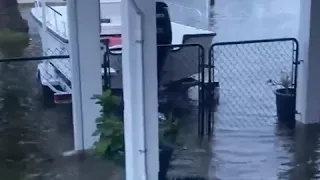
<box><xmin>37</xmin><ymin>72</ymin><xmax>55</xmax><ymax>108</ymax></box>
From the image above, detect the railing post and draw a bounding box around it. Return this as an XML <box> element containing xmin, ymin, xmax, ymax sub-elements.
<box><xmin>41</xmin><ymin>0</ymin><xmax>48</xmax><ymax>56</ymax></box>
<box><xmin>54</xmin><ymin>12</ymin><xmax>58</xmax><ymax>33</ymax></box>
<box><xmin>63</xmin><ymin>22</ymin><xmax>66</xmax><ymax>36</ymax></box>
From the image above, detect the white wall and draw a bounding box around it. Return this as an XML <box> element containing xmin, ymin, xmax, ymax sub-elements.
<box><xmin>296</xmin><ymin>0</ymin><xmax>320</xmax><ymax>124</ymax></box>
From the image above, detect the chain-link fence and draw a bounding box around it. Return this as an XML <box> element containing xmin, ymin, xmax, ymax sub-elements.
<box><xmin>209</xmin><ymin>38</ymin><xmax>299</xmax><ymax>130</ymax></box>
<box><xmin>106</xmin><ymin>44</ymin><xmax>205</xmax><ymax>88</ymax></box>
<box><xmin>0</xmin><ymin>42</ymin><xmax>213</xmax><ymax>138</ymax></box>
<box><xmin>105</xmin><ymin>43</ymin><xmax>215</xmax><ymax>136</ymax></box>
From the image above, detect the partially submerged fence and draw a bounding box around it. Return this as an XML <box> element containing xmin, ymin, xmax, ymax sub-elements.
<box><xmin>105</xmin><ymin>43</ymin><xmax>213</xmax><ymax>136</ymax></box>
<box><xmin>0</xmin><ymin>38</ymin><xmax>299</xmax><ymax>136</ymax></box>
<box><xmin>209</xmin><ymin>38</ymin><xmax>299</xmax><ymax>129</ymax></box>
<box><xmin>0</xmin><ymin>43</ymin><xmax>213</xmax><ymax>137</ymax></box>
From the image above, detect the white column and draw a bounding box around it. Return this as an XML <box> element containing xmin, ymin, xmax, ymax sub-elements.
<box><xmin>296</xmin><ymin>0</ymin><xmax>320</xmax><ymax>124</ymax></box>
<box><xmin>67</xmin><ymin>0</ymin><xmax>102</xmax><ymax>150</ymax></box>
<box><xmin>40</xmin><ymin>0</ymin><xmax>48</xmax><ymax>53</ymax></box>
<box><xmin>122</xmin><ymin>0</ymin><xmax>158</xmax><ymax>179</ymax></box>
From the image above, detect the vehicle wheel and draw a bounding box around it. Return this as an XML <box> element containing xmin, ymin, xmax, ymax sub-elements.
<box><xmin>37</xmin><ymin>73</ymin><xmax>55</xmax><ymax>108</ymax></box>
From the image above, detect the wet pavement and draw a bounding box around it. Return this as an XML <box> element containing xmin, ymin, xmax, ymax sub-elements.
<box><xmin>3</xmin><ymin>0</ymin><xmax>320</xmax><ymax>180</ymax></box>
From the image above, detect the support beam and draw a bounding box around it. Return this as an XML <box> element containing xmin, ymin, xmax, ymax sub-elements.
<box><xmin>121</xmin><ymin>0</ymin><xmax>158</xmax><ymax>179</ymax></box>
<box><xmin>296</xmin><ymin>0</ymin><xmax>320</xmax><ymax>124</ymax></box>
<box><xmin>67</xmin><ymin>0</ymin><xmax>102</xmax><ymax>150</ymax></box>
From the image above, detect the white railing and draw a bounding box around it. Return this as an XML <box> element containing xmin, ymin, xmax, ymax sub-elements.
<box><xmin>45</xmin><ymin>5</ymin><xmax>67</xmax><ymax>37</ymax></box>
<box><xmin>34</xmin><ymin>0</ymin><xmax>39</xmax><ymax>7</ymax></box>
<box><xmin>164</xmin><ymin>1</ymin><xmax>203</xmax><ymax>28</ymax></box>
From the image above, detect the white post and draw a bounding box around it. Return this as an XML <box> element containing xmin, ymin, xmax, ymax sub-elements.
<box><xmin>41</xmin><ymin>0</ymin><xmax>48</xmax><ymax>54</ymax></box>
<box><xmin>122</xmin><ymin>0</ymin><xmax>158</xmax><ymax>179</ymax></box>
<box><xmin>296</xmin><ymin>0</ymin><xmax>320</xmax><ymax>124</ymax></box>
<box><xmin>67</xmin><ymin>0</ymin><xmax>102</xmax><ymax>150</ymax></box>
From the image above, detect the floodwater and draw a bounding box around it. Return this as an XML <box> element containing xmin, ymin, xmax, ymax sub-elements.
<box><xmin>3</xmin><ymin>0</ymin><xmax>320</xmax><ymax>180</ymax></box>
<box><xmin>0</xmin><ymin>4</ymin><xmax>123</xmax><ymax>180</ymax></box>
<box><xmin>168</xmin><ymin>0</ymin><xmax>320</xmax><ymax>180</ymax></box>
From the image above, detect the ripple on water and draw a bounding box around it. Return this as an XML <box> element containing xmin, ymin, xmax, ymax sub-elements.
<box><xmin>211</xmin><ymin>127</ymin><xmax>278</xmax><ymax>180</ymax></box>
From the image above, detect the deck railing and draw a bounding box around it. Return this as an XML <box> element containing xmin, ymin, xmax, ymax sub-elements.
<box><xmin>34</xmin><ymin>0</ymin><xmax>68</xmax><ymax>37</ymax></box>
<box><xmin>34</xmin><ymin>1</ymin><xmax>203</xmax><ymax>37</ymax></box>
<box><xmin>46</xmin><ymin>5</ymin><xmax>67</xmax><ymax>37</ymax></box>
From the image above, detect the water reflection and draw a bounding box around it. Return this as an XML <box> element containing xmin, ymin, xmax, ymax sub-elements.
<box><xmin>278</xmin><ymin>125</ymin><xmax>320</xmax><ymax>180</ymax></box>
<box><xmin>208</xmin><ymin>123</ymin><xmax>320</xmax><ymax>180</ymax></box>
<box><xmin>165</xmin><ymin>0</ymin><xmax>320</xmax><ymax>179</ymax></box>
<box><xmin>212</xmin><ymin>0</ymin><xmax>299</xmax><ymax>42</ymax></box>
<box><xmin>0</xmin><ymin>61</ymin><xmax>39</xmax><ymax>179</ymax></box>
<box><xmin>0</xmin><ymin>6</ymin><xmax>75</xmax><ymax>180</ymax></box>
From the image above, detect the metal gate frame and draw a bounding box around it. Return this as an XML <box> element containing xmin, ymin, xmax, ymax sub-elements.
<box><xmin>104</xmin><ymin>44</ymin><xmax>208</xmax><ymax>136</ymax></box>
<box><xmin>207</xmin><ymin>38</ymin><xmax>299</xmax><ymax>133</ymax></box>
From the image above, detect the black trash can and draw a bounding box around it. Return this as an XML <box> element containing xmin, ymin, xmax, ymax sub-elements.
<box><xmin>275</xmin><ymin>88</ymin><xmax>296</xmax><ymax>129</ymax></box>
<box><xmin>158</xmin><ymin>146</ymin><xmax>173</xmax><ymax>180</ymax></box>
<box><xmin>210</xmin><ymin>0</ymin><xmax>215</xmax><ymax>6</ymax></box>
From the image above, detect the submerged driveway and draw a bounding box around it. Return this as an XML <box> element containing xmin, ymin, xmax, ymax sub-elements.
<box><xmin>166</xmin><ymin>0</ymin><xmax>320</xmax><ymax>179</ymax></box>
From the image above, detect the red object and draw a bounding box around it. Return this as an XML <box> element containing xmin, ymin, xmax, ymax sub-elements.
<box><xmin>106</xmin><ymin>36</ymin><xmax>122</xmax><ymax>47</ymax></box>
<box><xmin>54</xmin><ymin>94</ymin><xmax>72</xmax><ymax>104</ymax></box>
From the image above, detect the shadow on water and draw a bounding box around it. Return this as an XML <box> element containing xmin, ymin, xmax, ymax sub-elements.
<box><xmin>0</xmin><ymin>39</ymin><xmax>119</xmax><ymax>180</ymax></box>
<box><xmin>210</xmin><ymin>120</ymin><xmax>320</xmax><ymax>180</ymax></box>
<box><xmin>0</xmin><ymin>5</ymin><xmax>55</xmax><ymax>178</ymax></box>
<box><xmin>0</xmin><ymin>6</ymin><xmax>67</xmax><ymax>179</ymax></box>
<box><xmin>0</xmin><ymin>60</ymin><xmax>41</xmax><ymax>179</ymax></box>
<box><xmin>276</xmin><ymin>124</ymin><xmax>320</xmax><ymax>180</ymax></box>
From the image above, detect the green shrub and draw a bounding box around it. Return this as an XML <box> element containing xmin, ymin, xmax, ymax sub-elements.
<box><xmin>92</xmin><ymin>90</ymin><xmax>180</xmax><ymax>163</ymax></box>
<box><xmin>0</xmin><ymin>29</ymin><xmax>30</xmax><ymax>57</ymax></box>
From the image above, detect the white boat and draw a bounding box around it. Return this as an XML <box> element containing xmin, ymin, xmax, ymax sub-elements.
<box><xmin>30</xmin><ymin>0</ymin><xmax>216</xmax><ymax>106</ymax></box>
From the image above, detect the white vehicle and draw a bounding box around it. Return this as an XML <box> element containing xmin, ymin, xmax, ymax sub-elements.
<box><xmin>30</xmin><ymin>0</ymin><xmax>216</xmax><ymax>107</ymax></box>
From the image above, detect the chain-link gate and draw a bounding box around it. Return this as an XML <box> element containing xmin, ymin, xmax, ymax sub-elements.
<box><xmin>104</xmin><ymin>43</ymin><xmax>213</xmax><ymax>136</ymax></box>
<box><xmin>209</xmin><ymin>38</ymin><xmax>299</xmax><ymax>130</ymax></box>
